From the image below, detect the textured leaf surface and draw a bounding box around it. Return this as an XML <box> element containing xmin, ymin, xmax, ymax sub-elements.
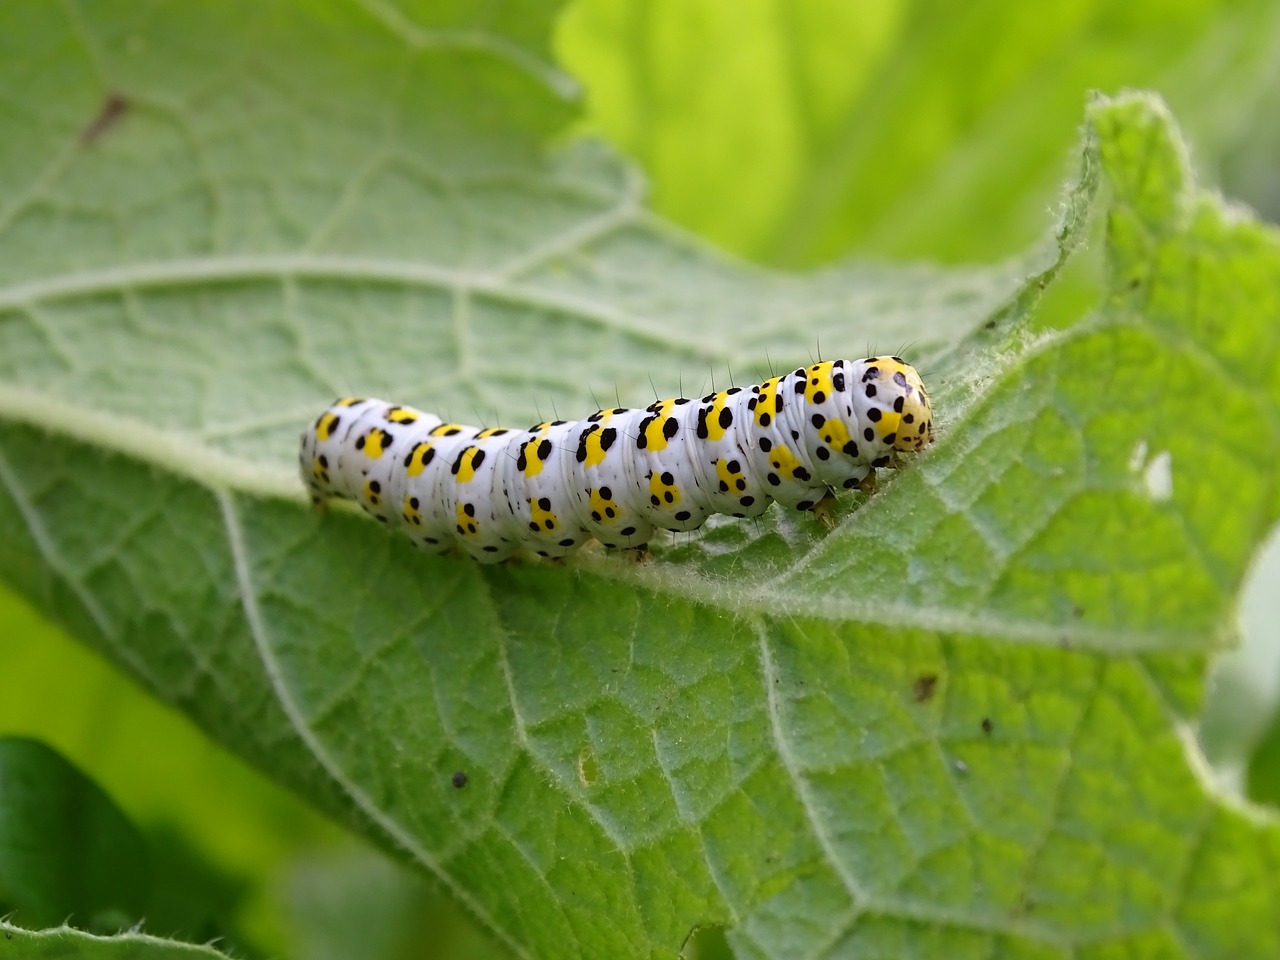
<box><xmin>0</xmin><ymin>3</ymin><xmax>1278</xmax><ymax>959</ymax></box>
<box><xmin>0</xmin><ymin>922</ymin><xmax>231</xmax><ymax>960</ymax></box>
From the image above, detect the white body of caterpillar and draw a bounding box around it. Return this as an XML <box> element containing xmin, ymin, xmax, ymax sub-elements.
<box><xmin>300</xmin><ymin>357</ymin><xmax>933</xmax><ymax>562</ymax></box>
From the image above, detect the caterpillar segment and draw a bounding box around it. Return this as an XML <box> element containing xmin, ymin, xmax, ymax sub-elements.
<box><xmin>299</xmin><ymin>357</ymin><xmax>934</xmax><ymax>562</ymax></box>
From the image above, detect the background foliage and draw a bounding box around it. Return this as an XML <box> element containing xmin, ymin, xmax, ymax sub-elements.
<box><xmin>1</xmin><ymin>1</ymin><xmax>1278</xmax><ymax>958</ymax></box>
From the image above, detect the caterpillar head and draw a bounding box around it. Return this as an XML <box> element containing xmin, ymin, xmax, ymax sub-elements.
<box><xmin>865</xmin><ymin>356</ymin><xmax>934</xmax><ymax>452</ymax></box>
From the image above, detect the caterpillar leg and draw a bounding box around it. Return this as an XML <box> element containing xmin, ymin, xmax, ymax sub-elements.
<box><xmin>619</xmin><ymin>542</ymin><xmax>653</xmax><ymax>565</ymax></box>
<box><xmin>811</xmin><ymin>492</ymin><xmax>838</xmax><ymax>532</ymax></box>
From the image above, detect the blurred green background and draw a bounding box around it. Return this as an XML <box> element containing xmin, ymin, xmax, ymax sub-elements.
<box><xmin>3</xmin><ymin>1</ymin><xmax>1279</xmax><ymax>957</ymax></box>
<box><xmin>557</xmin><ymin>0</ymin><xmax>1280</xmax><ymax>266</ymax></box>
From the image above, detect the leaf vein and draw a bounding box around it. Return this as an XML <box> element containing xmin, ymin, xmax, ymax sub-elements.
<box><xmin>216</xmin><ymin>487</ymin><xmax>532</xmax><ymax>960</ymax></box>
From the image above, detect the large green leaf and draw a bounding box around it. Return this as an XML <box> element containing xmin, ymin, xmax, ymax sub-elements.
<box><xmin>0</xmin><ymin>3</ymin><xmax>1278</xmax><ymax>958</ymax></box>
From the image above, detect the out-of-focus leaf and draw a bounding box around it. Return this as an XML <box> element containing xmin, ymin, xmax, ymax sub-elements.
<box><xmin>280</xmin><ymin>847</ymin><xmax>507</xmax><ymax>960</ymax></box>
<box><xmin>558</xmin><ymin>0</ymin><xmax>1280</xmax><ymax>264</ymax></box>
<box><xmin>0</xmin><ymin>738</ymin><xmax>147</xmax><ymax>930</ymax></box>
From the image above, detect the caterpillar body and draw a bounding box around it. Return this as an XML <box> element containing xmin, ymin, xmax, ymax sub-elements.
<box><xmin>300</xmin><ymin>357</ymin><xmax>934</xmax><ymax>563</ymax></box>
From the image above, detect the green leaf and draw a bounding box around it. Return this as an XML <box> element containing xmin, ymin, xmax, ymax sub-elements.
<box><xmin>0</xmin><ymin>5</ymin><xmax>1278</xmax><ymax>960</ymax></box>
<box><xmin>0</xmin><ymin>738</ymin><xmax>147</xmax><ymax>931</ymax></box>
<box><xmin>0</xmin><ymin>582</ymin><xmax>353</xmax><ymax>956</ymax></box>
<box><xmin>558</xmin><ymin>0</ymin><xmax>1280</xmax><ymax>265</ymax></box>
<box><xmin>1248</xmin><ymin>714</ymin><xmax>1280</xmax><ymax>807</ymax></box>
<box><xmin>0</xmin><ymin>922</ymin><xmax>233</xmax><ymax>960</ymax></box>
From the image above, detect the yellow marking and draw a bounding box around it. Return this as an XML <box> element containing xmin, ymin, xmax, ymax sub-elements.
<box><xmin>362</xmin><ymin>479</ymin><xmax>381</xmax><ymax>506</ymax></box>
<box><xmin>477</xmin><ymin>427</ymin><xmax>507</xmax><ymax>439</ymax></box>
<box><xmin>649</xmin><ymin>470</ymin><xmax>681</xmax><ymax>507</ymax></box>
<box><xmin>756</xmin><ymin>377</ymin><xmax>784</xmax><ymax>427</ymax></box>
<box><xmin>361</xmin><ymin>427</ymin><xmax>389</xmax><ymax>459</ymax></box>
<box><xmin>715</xmin><ymin>458</ymin><xmax>743</xmax><ymax>492</ymax></box>
<box><xmin>403</xmin><ymin>495</ymin><xmax>422</xmax><ymax>526</ymax></box>
<box><xmin>386</xmin><ymin>406</ymin><xmax>419</xmax><ymax>424</ymax></box>
<box><xmin>703</xmin><ymin>393</ymin><xmax>731</xmax><ymax>442</ymax></box>
<box><xmin>874</xmin><ymin>409</ymin><xmax>904</xmax><ymax>439</ymax></box>
<box><xmin>529</xmin><ymin>497</ymin><xmax>559</xmax><ymax>532</ymax></box>
<box><xmin>519</xmin><ymin>430</ymin><xmax>550</xmax><ymax>479</ymax></box>
<box><xmin>643</xmin><ymin>400</ymin><xmax>678</xmax><ymax>451</ymax></box>
<box><xmin>405</xmin><ymin>441</ymin><xmax>434</xmax><ymax>477</ymax></box>
<box><xmin>881</xmin><ymin>358</ymin><xmax>909</xmax><ymax>375</ymax></box>
<box><xmin>819</xmin><ymin>416</ymin><xmax>852</xmax><ymax>452</ymax></box>
<box><xmin>430</xmin><ymin>423</ymin><xmax>466</xmax><ymax>437</ymax></box>
<box><xmin>589</xmin><ymin>488</ymin><xmax>619</xmax><ymax>523</ymax></box>
<box><xmin>583</xmin><ymin>432</ymin><xmax>609</xmax><ymax>467</ymax></box>
<box><xmin>581</xmin><ymin>414</ymin><xmax>616</xmax><ymax>468</ymax></box>
<box><xmin>455</xmin><ymin>446</ymin><xmax>483</xmax><ymax>483</ymax></box>
<box><xmin>804</xmin><ymin>363</ymin><xmax>836</xmax><ymax>404</ymax></box>
<box><xmin>311</xmin><ymin>456</ymin><xmax>328</xmax><ymax>483</ymax></box>
<box><xmin>316</xmin><ymin>412</ymin><xmax>340</xmax><ymax>440</ymax></box>
<box><xmin>336</xmin><ymin>397</ymin><xmax>365</xmax><ymax>407</ymax></box>
<box><xmin>455</xmin><ymin>502</ymin><xmax>478</xmax><ymax>537</ymax></box>
<box><xmin>769</xmin><ymin>443</ymin><xmax>804</xmax><ymax>479</ymax></box>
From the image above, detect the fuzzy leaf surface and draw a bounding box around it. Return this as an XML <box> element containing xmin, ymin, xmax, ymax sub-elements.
<box><xmin>0</xmin><ymin>3</ymin><xmax>1278</xmax><ymax>958</ymax></box>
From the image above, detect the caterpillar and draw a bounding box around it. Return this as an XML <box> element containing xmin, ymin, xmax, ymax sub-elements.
<box><xmin>300</xmin><ymin>356</ymin><xmax>933</xmax><ymax>563</ymax></box>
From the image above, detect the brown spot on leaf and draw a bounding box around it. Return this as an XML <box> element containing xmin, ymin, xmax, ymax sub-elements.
<box><xmin>80</xmin><ymin>92</ymin><xmax>130</xmax><ymax>146</ymax></box>
<box><xmin>913</xmin><ymin>674</ymin><xmax>938</xmax><ymax>702</ymax></box>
